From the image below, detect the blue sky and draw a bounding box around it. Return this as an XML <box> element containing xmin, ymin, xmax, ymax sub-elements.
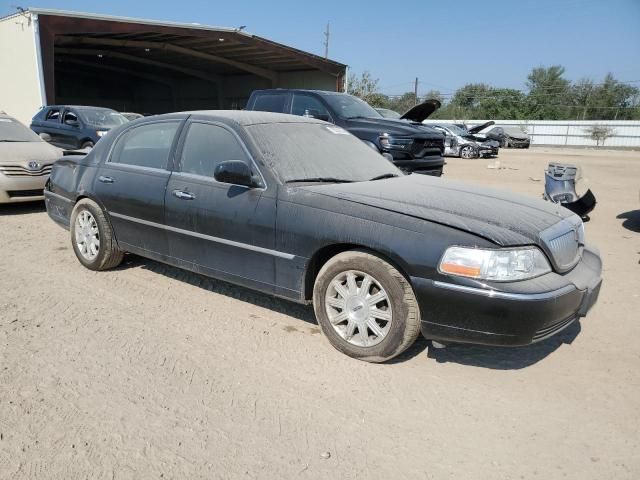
<box><xmin>2</xmin><ymin>0</ymin><xmax>639</xmax><ymax>95</ymax></box>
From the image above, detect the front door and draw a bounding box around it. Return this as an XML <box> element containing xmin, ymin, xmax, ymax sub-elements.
<box><xmin>164</xmin><ymin>121</ymin><xmax>277</xmax><ymax>293</ymax></box>
<box><xmin>94</xmin><ymin>120</ymin><xmax>182</xmax><ymax>255</ymax></box>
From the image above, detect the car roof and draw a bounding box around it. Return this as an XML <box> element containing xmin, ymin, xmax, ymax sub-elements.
<box><xmin>253</xmin><ymin>88</ymin><xmax>348</xmax><ymax>97</ymax></box>
<box><xmin>43</xmin><ymin>105</ymin><xmax>117</xmax><ymax>111</ymax></box>
<box><xmin>175</xmin><ymin>110</ymin><xmax>326</xmax><ymax>126</ymax></box>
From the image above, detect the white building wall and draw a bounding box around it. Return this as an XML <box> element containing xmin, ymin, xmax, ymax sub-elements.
<box><xmin>425</xmin><ymin>119</ymin><xmax>640</xmax><ymax>148</ymax></box>
<box><xmin>0</xmin><ymin>12</ymin><xmax>44</xmax><ymax>125</ymax></box>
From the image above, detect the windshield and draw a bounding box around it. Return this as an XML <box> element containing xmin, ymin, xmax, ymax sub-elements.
<box><xmin>0</xmin><ymin>117</ymin><xmax>42</xmax><ymax>142</ymax></box>
<box><xmin>78</xmin><ymin>109</ymin><xmax>129</xmax><ymax>129</ymax></box>
<box><xmin>246</xmin><ymin>122</ymin><xmax>400</xmax><ymax>183</ymax></box>
<box><xmin>446</xmin><ymin>125</ymin><xmax>468</xmax><ymax>136</ymax></box>
<box><xmin>322</xmin><ymin>94</ymin><xmax>382</xmax><ymax>120</ymax></box>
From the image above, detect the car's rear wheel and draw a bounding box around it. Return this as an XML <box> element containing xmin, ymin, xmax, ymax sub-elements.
<box><xmin>460</xmin><ymin>145</ymin><xmax>475</xmax><ymax>159</ymax></box>
<box><xmin>70</xmin><ymin>198</ymin><xmax>123</xmax><ymax>271</ymax></box>
<box><xmin>313</xmin><ymin>250</ymin><xmax>420</xmax><ymax>362</ymax></box>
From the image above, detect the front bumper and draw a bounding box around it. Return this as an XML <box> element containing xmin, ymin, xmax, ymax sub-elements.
<box><xmin>0</xmin><ymin>174</ymin><xmax>48</xmax><ymax>203</ymax></box>
<box><xmin>412</xmin><ymin>246</ymin><xmax>602</xmax><ymax>346</ymax></box>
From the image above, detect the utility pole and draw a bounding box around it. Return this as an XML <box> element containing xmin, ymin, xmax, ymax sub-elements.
<box><xmin>323</xmin><ymin>22</ymin><xmax>330</xmax><ymax>59</ymax></box>
<box><xmin>414</xmin><ymin>77</ymin><xmax>419</xmax><ymax>105</ymax></box>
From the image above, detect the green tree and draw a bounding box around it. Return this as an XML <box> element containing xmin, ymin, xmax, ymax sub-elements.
<box><xmin>526</xmin><ymin>65</ymin><xmax>571</xmax><ymax>119</ymax></box>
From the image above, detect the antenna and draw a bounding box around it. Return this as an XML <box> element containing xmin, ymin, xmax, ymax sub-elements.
<box><xmin>323</xmin><ymin>22</ymin><xmax>330</xmax><ymax>59</ymax></box>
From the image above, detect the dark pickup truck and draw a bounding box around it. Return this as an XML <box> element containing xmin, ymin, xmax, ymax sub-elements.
<box><xmin>246</xmin><ymin>89</ymin><xmax>446</xmax><ymax>176</ymax></box>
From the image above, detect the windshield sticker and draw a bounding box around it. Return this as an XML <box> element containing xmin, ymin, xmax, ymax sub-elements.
<box><xmin>325</xmin><ymin>126</ymin><xmax>349</xmax><ymax>135</ymax></box>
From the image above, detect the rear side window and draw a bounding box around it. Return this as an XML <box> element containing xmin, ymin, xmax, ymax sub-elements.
<box><xmin>291</xmin><ymin>95</ymin><xmax>331</xmax><ymax>119</ymax></box>
<box><xmin>45</xmin><ymin>109</ymin><xmax>61</xmax><ymax>122</ymax></box>
<box><xmin>179</xmin><ymin>122</ymin><xmax>248</xmax><ymax>178</ymax></box>
<box><xmin>252</xmin><ymin>94</ymin><xmax>288</xmax><ymax>113</ymax></box>
<box><xmin>110</xmin><ymin>121</ymin><xmax>180</xmax><ymax>169</ymax></box>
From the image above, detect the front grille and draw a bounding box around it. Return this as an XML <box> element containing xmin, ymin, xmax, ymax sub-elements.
<box><xmin>0</xmin><ymin>164</ymin><xmax>52</xmax><ymax>177</ymax></box>
<box><xmin>547</xmin><ymin>230</ymin><xmax>580</xmax><ymax>270</ymax></box>
<box><xmin>7</xmin><ymin>189</ymin><xmax>44</xmax><ymax>198</ymax></box>
<box><xmin>411</xmin><ymin>138</ymin><xmax>444</xmax><ymax>157</ymax></box>
<box><xmin>540</xmin><ymin>219</ymin><xmax>583</xmax><ymax>272</ymax></box>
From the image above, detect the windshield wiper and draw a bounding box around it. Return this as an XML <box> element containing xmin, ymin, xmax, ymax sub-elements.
<box><xmin>369</xmin><ymin>173</ymin><xmax>400</xmax><ymax>181</ymax></box>
<box><xmin>285</xmin><ymin>177</ymin><xmax>353</xmax><ymax>184</ymax></box>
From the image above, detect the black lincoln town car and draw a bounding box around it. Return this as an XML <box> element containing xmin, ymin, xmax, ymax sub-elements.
<box><xmin>43</xmin><ymin>111</ymin><xmax>602</xmax><ymax>362</ymax></box>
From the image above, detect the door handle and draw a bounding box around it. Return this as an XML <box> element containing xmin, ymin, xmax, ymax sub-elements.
<box><xmin>173</xmin><ymin>190</ymin><xmax>195</xmax><ymax>200</ymax></box>
<box><xmin>98</xmin><ymin>175</ymin><xmax>114</xmax><ymax>184</ymax></box>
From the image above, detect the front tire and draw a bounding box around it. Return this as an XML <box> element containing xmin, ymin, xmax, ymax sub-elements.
<box><xmin>80</xmin><ymin>141</ymin><xmax>94</xmax><ymax>149</ymax></box>
<box><xmin>313</xmin><ymin>250</ymin><xmax>420</xmax><ymax>362</ymax></box>
<box><xmin>70</xmin><ymin>198</ymin><xmax>123</xmax><ymax>271</ymax></box>
<box><xmin>459</xmin><ymin>145</ymin><xmax>475</xmax><ymax>159</ymax></box>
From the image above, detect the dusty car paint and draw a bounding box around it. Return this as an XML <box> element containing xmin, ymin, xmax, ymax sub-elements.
<box><xmin>44</xmin><ymin>111</ymin><xmax>602</xmax><ymax>347</ymax></box>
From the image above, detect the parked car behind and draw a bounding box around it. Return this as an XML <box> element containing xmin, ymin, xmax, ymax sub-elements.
<box><xmin>120</xmin><ymin>112</ymin><xmax>144</xmax><ymax>122</ymax></box>
<box><xmin>481</xmin><ymin>125</ymin><xmax>531</xmax><ymax>148</ymax></box>
<box><xmin>0</xmin><ymin>112</ymin><xmax>62</xmax><ymax>203</ymax></box>
<box><xmin>44</xmin><ymin>111</ymin><xmax>602</xmax><ymax>362</ymax></box>
<box><xmin>246</xmin><ymin>89</ymin><xmax>445</xmax><ymax>176</ymax></box>
<box><xmin>31</xmin><ymin>105</ymin><xmax>128</xmax><ymax>150</ymax></box>
<box><xmin>429</xmin><ymin>123</ymin><xmax>494</xmax><ymax>158</ymax></box>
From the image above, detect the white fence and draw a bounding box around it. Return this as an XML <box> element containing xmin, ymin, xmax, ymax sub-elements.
<box><xmin>424</xmin><ymin>120</ymin><xmax>640</xmax><ymax>148</ymax></box>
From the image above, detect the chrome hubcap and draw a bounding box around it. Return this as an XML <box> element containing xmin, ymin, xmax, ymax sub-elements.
<box><xmin>74</xmin><ymin>210</ymin><xmax>100</xmax><ymax>261</ymax></box>
<box><xmin>461</xmin><ymin>147</ymin><xmax>473</xmax><ymax>158</ymax></box>
<box><xmin>325</xmin><ymin>270</ymin><xmax>392</xmax><ymax>347</ymax></box>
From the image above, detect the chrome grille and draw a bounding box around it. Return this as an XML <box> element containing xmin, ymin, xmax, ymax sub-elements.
<box><xmin>540</xmin><ymin>218</ymin><xmax>583</xmax><ymax>272</ymax></box>
<box><xmin>0</xmin><ymin>164</ymin><xmax>52</xmax><ymax>177</ymax></box>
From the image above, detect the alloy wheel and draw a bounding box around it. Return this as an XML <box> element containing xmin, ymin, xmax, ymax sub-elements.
<box><xmin>74</xmin><ymin>210</ymin><xmax>100</xmax><ymax>261</ymax></box>
<box><xmin>324</xmin><ymin>270</ymin><xmax>393</xmax><ymax>347</ymax></box>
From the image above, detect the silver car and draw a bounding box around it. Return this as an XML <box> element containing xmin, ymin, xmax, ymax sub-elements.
<box><xmin>430</xmin><ymin>124</ymin><xmax>494</xmax><ymax>159</ymax></box>
<box><xmin>0</xmin><ymin>113</ymin><xmax>62</xmax><ymax>203</ymax></box>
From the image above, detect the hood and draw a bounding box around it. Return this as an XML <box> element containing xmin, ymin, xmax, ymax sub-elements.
<box><xmin>302</xmin><ymin>175</ymin><xmax>573</xmax><ymax>246</ymax></box>
<box><xmin>467</xmin><ymin>121</ymin><xmax>495</xmax><ymax>134</ymax></box>
<box><xmin>400</xmin><ymin>99</ymin><xmax>441</xmax><ymax>122</ymax></box>
<box><xmin>345</xmin><ymin>116</ymin><xmax>441</xmax><ymax>138</ymax></box>
<box><xmin>0</xmin><ymin>141</ymin><xmax>63</xmax><ymax>165</ymax></box>
<box><xmin>504</xmin><ymin>129</ymin><xmax>529</xmax><ymax>140</ymax></box>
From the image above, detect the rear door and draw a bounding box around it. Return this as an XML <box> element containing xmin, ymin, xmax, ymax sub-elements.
<box><xmin>164</xmin><ymin>120</ymin><xmax>277</xmax><ymax>293</ymax></box>
<box><xmin>37</xmin><ymin>108</ymin><xmax>65</xmax><ymax>147</ymax></box>
<box><xmin>94</xmin><ymin>120</ymin><xmax>182</xmax><ymax>255</ymax></box>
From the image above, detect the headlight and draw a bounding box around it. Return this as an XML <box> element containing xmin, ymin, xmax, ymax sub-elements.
<box><xmin>379</xmin><ymin>134</ymin><xmax>413</xmax><ymax>150</ymax></box>
<box><xmin>439</xmin><ymin>246</ymin><xmax>551</xmax><ymax>281</ymax></box>
<box><xmin>96</xmin><ymin>130</ymin><xmax>108</xmax><ymax>137</ymax></box>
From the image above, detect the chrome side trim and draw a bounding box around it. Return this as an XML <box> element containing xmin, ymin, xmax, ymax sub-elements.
<box><xmin>44</xmin><ymin>190</ymin><xmax>73</xmax><ymax>203</ymax></box>
<box><xmin>109</xmin><ymin>211</ymin><xmax>295</xmax><ymax>260</ymax></box>
<box><xmin>433</xmin><ymin>281</ymin><xmax>576</xmax><ymax>301</ymax></box>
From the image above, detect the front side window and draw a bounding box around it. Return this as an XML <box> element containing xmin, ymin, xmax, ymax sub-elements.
<box><xmin>63</xmin><ymin>111</ymin><xmax>78</xmax><ymax>125</ymax></box>
<box><xmin>110</xmin><ymin>121</ymin><xmax>180</xmax><ymax>169</ymax></box>
<box><xmin>291</xmin><ymin>95</ymin><xmax>331</xmax><ymax>120</ymax></box>
<box><xmin>252</xmin><ymin>94</ymin><xmax>288</xmax><ymax>113</ymax></box>
<box><xmin>180</xmin><ymin>122</ymin><xmax>249</xmax><ymax>178</ymax></box>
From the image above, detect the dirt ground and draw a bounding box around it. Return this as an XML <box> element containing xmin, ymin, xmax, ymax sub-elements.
<box><xmin>1</xmin><ymin>147</ymin><xmax>639</xmax><ymax>480</ymax></box>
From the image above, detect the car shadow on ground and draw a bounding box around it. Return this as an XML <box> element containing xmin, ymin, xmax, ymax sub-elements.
<box><xmin>617</xmin><ymin>210</ymin><xmax>640</xmax><ymax>233</ymax></box>
<box><xmin>426</xmin><ymin>321</ymin><xmax>582</xmax><ymax>370</ymax></box>
<box><xmin>117</xmin><ymin>254</ymin><xmax>581</xmax><ymax>368</ymax></box>
<box><xmin>0</xmin><ymin>201</ymin><xmax>46</xmax><ymax>216</ymax></box>
<box><xmin>120</xmin><ymin>254</ymin><xmax>317</xmax><ymax>325</ymax></box>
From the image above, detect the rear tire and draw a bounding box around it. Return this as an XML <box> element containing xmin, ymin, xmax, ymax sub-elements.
<box><xmin>70</xmin><ymin>198</ymin><xmax>123</xmax><ymax>271</ymax></box>
<box><xmin>313</xmin><ymin>250</ymin><xmax>420</xmax><ymax>362</ymax></box>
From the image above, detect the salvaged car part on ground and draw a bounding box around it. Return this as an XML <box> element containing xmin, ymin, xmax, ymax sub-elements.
<box><xmin>44</xmin><ymin>111</ymin><xmax>602</xmax><ymax>363</ymax></box>
<box><xmin>31</xmin><ymin>105</ymin><xmax>128</xmax><ymax>150</ymax></box>
<box><xmin>246</xmin><ymin>90</ymin><xmax>445</xmax><ymax>176</ymax></box>
<box><xmin>0</xmin><ymin>112</ymin><xmax>62</xmax><ymax>203</ymax></box>
<box><xmin>544</xmin><ymin>163</ymin><xmax>597</xmax><ymax>219</ymax></box>
<box><xmin>430</xmin><ymin>124</ymin><xmax>494</xmax><ymax>159</ymax></box>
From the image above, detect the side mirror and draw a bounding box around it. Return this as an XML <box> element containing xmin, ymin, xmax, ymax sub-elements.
<box><xmin>65</xmin><ymin>119</ymin><xmax>79</xmax><ymax>127</ymax></box>
<box><xmin>214</xmin><ymin>160</ymin><xmax>261</xmax><ymax>188</ymax></box>
<box><xmin>39</xmin><ymin>132</ymin><xmax>52</xmax><ymax>142</ymax></box>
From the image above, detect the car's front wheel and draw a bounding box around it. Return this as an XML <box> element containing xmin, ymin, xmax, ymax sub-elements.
<box><xmin>70</xmin><ymin>198</ymin><xmax>123</xmax><ymax>271</ymax></box>
<box><xmin>313</xmin><ymin>250</ymin><xmax>420</xmax><ymax>362</ymax></box>
<box><xmin>460</xmin><ymin>145</ymin><xmax>475</xmax><ymax>159</ymax></box>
